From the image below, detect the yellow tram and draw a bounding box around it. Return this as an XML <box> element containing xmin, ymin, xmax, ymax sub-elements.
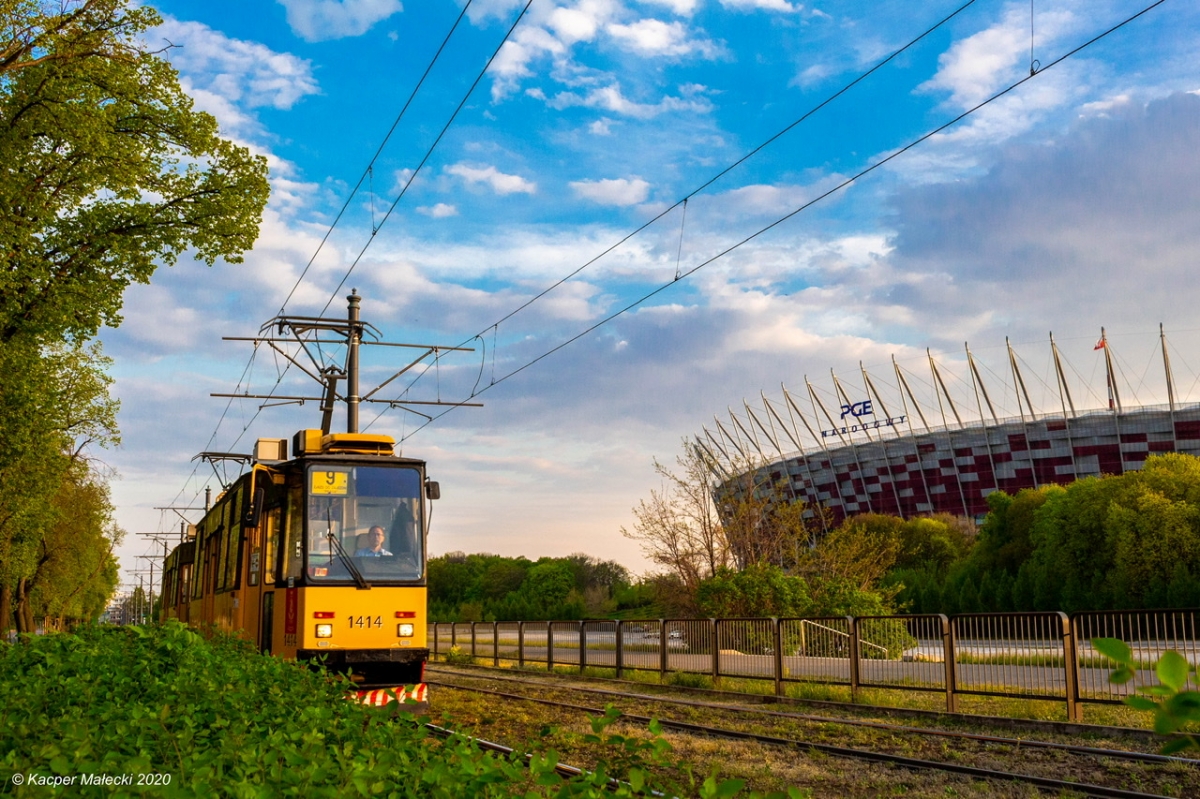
<box><xmin>159</xmin><ymin>427</ymin><xmax>437</xmax><ymax>702</ymax></box>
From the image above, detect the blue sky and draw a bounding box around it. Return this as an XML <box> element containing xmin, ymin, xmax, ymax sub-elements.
<box><xmin>105</xmin><ymin>0</ymin><xmax>1200</xmax><ymax>590</ymax></box>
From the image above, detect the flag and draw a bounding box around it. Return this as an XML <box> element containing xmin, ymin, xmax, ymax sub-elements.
<box><xmin>1094</xmin><ymin>339</ymin><xmax>1105</xmax><ymax>350</ymax></box>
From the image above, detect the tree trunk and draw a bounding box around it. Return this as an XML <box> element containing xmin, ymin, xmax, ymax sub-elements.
<box><xmin>15</xmin><ymin>577</ymin><xmax>33</xmax><ymax>633</ymax></box>
<box><xmin>0</xmin><ymin>583</ymin><xmax>12</xmax><ymax>636</ymax></box>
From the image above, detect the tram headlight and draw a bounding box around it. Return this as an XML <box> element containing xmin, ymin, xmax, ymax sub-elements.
<box><xmin>315</xmin><ymin>624</ymin><xmax>334</xmax><ymax>638</ymax></box>
<box><xmin>397</xmin><ymin>623</ymin><xmax>414</xmax><ymax>638</ymax></box>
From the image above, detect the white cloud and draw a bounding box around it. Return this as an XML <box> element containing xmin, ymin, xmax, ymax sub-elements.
<box><xmin>277</xmin><ymin>0</ymin><xmax>403</xmax><ymax>42</ymax></box>
<box><xmin>719</xmin><ymin>0</ymin><xmax>800</xmax><ymax>12</ymax></box>
<box><xmin>589</xmin><ymin>118</ymin><xmax>614</xmax><ymax>135</ymax></box>
<box><xmin>606</xmin><ymin>18</ymin><xmax>721</xmax><ymax>58</ymax></box>
<box><xmin>920</xmin><ymin>4</ymin><xmax>1078</xmax><ymax>110</ymax></box>
<box><xmin>419</xmin><ymin>203</ymin><xmax>459</xmax><ymax>218</ymax></box>
<box><xmin>156</xmin><ymin>17</ymin><xmax>319</xmax><ymax>110</ymax></box>
<box><xmin>445</xmin><ymin>163</ymin><xmax>538</xmax><ymax>195</ymax></box>
<box><xmin>490</xmin><ymin>26</ymin><xmax>567</xmax><ymax>101</ymax></box>
<box><xmin>544</xmin><ymin>83</ymin><xmax>713</xmax><ymax>118</ymax></box>
<box><xmin>639</xmin><ymin>0</ymin><xmax>699</xmax><ymax>15</ymax></box>
<box><xmin>570</xmin><ymin>178</ymin><xmax>652</xmax><ymax>206</ymax></box>
<box><xmin>548</xmin><ymin>5</ymin><xmax>603</xmax><ymax>45</ymax></box>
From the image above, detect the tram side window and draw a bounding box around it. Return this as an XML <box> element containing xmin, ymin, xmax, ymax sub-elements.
<box><xmin>224</xmin><ymin>516</ymin><xmax>242</xmax><ymax>590</ymax></box>
<box><xmin>192</xmin><ymin>526</ymin><xmax>206</xmax><ymax>600</ymax></box>
<box><xmin>282</xmin><ymin>477</ymin><xmax>304</xmax><ymax>581</ymax></box>
<box><xmin>181</xmin><ymin>563</ymin><xmax>192</xmax><ymax>605</ymax></box>
<box><xmin>263</xmin><ymin>506</ymin><xmax>281</xmax><ymax>585</ymax></box>
<box><xmin>216</xmin><ymin>500</ymin><xmax>230</xmax><ymax>591</ymax></box>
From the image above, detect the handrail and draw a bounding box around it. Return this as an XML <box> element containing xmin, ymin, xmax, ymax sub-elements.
<box><xmin>800</xmin><ymin>619</ymin><xmax>888</xmax><ymax>657</ymax></box>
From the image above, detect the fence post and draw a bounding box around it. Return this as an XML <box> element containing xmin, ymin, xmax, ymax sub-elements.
<box><xmin>518</xmin><ymin>621</ymin><xmax>525</xmax><ymax>669</ymax></box>
<box><xmin>616</xmin><ymin>620</ymin><xmax>624</xmax><ymax>680</ymax></box>
<box><xmin>451</xmin><ymin>622</ymin><xmax>457</xmax><ymax>650</ymax></box>
<box><xmin>847</xmin><ymin>616</ymin><xmax>861</xmax><ymax>702</ymax></box>
<box><xmin>711</xmin><ymin>618</ymin><xmax>720</xmax><ymax>686</ymax></box>
<box><xmin>659</xmin><ymin>619</ymin><xmax>668</xmax><ymax>681</ymax></box>
<box><xmin>471</xmin><ymin>622</ymin><xmax>477</xmax><ymax>658</ymax></box>
<box><xmin>548</xmin><ymin>622</ymin><xmax>555</xmax><ymax>673</ymax></box>
<box><xmin>1061</xmin><ymin>611</ymin><xmax>1083</xmax><ymax>722</ymax></box>
<box><xmin>432</xmin><ymin>622</ymin><xmax>439</xmax><ymax>658</ymax></box>
<box><xmin>941</xmin><ymin>614</ymin><xmax>958</xmax><ymax>713</ymax></box>
<box><xmin>773</xmin><ymin>617</ymin><xmax>783</xmax><ymax>697</ymax></box>
<box><xmin>579</xmin><ymin>621</ymin><xmax>587</xmax><ymax>674</ymax></box>
<box><xmin>493</xmin><ymin>621</ymin><xmax>500</xmax><ymax>667</ymax></box>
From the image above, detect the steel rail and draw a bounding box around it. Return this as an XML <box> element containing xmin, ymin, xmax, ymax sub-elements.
<box><xmin>427</xmin><ymin>660</ymin><xmax>1162</xmax><ymax>742</ymax></box>
<box><xmin>429</xmin><ymin>667</ymin><xmax>1194</xmax><ymax>766</ymax></box>
<box><xmin>420</xmin><ymin>721</ymin><xmax>671</xmax><ymax>797</ymax></box>
<box><xmin>429</xmin><ymin>680</ymin><xmax>1182</xmax><ymax>799</ymax></box>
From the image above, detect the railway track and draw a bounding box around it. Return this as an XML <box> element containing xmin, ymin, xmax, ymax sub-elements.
<box><xmin>428</xmin><ymin>665</ymin><xmax>1200</xmax><ymax>798</ymax></box>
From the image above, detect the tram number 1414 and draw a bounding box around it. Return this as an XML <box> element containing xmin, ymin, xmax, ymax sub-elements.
<box><xmin>350</xmin><ymin>615</ymin><xmax>383</xmax><ymax>629</ymax></box>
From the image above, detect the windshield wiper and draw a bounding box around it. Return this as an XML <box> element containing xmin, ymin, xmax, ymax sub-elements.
<box><xmin>326</xmin><ymin>510</ymin><xmax>370</xmax><ymax>590</ymax></box>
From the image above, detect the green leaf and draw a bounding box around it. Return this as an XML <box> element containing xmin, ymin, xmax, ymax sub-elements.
<box><xmin>1108</xmin><ymin>666</ymin><xmax>1134</xmax><ymax>685</ymax></box>
<box><xmin>1156</xmin><ymin>650</ymin><xmax>1190</xmax><ymax>692</ymax></box>
<box><xmin>714</xmin><ymin>778</ymin><xmax>747</xmax><ymax>798</ymax></box>
<box><xmin>1091</xmin><ymin>638</ymin><xmax>1132</xmax><ymax>664</ymax></box>
<box><xmin>1123</xmin><ymin>696</ymin><xmax>1159</xmax><ymax>712</ymax></box>
<box><xmin>1159</xmin><ymin>736</ymin><xmax>1198</xmax><ymax>756</ymax></box>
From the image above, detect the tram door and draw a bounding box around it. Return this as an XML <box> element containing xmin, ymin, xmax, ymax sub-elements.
<box><xmin>260</xmin><ymin>593</ymin><xmax>274</xmax><ymax>654</ymax></box>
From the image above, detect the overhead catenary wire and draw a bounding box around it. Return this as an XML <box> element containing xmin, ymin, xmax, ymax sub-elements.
<box><xmin>363</xmin><ymin>0</ymin><xmax>988</xmax><ymax>423</ymax></box>
<box><xmin>380</xmin><ymin>0</ymin><xmax>1171</xmax><ymax>442</ymax></box>
<box><xmin>168</xmin><ymin>0</ymin><xmax>530</xmax><ymax>526</ymax></box>
<box><xmin>319</xmin><ymin>0</ymin><xmax>537</xmax><ymax>317</ymax></box>
<box><xmin>275</xmin><ymin>0</ymin><xmax>478</xmax><ymax>317</ymax></box>
<box><xmin>463</xmin><ymin>0</ymin><xmax>984</xmax><ymax>338</ymax></box>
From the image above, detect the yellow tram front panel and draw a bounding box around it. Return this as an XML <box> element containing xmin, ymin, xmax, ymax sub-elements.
<box><xmin>295</xmin><ymin>586</ymin><xmax>427</xmax><ymax>651</ymax></box>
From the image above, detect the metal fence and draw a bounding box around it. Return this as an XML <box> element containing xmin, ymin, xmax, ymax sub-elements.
<box><xmin>430</xmin><ymin>609</ymin><xmax>1200</xmax><ymax>720</ymax></box>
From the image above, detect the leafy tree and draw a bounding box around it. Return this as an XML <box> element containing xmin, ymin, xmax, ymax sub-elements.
<box><xmin>797</xmin><ymin>517</ymin><xmax>900</xmax><ymax>593</ymax></box>
<box><xmin>622</xmin><ymin>440</ymin><xmax>731</xmax><ymax>598</ymax></box>
<box><xmin>696</xmin><ymin>564</ymin><xmax>813</xmax><ymax>619</ymax></box>
<box><xmin>0</xmin><ymin>0</ymin><xmax>269</xmax><ymax>344</ymax></box>
<box><xmin>23</xmin><ymin>461</ymin><xmax>121</xmax><ymax>629</ymax></box>
<box><xmin>0</xmin><ymin>339</ymin><xmax>118</xmax><ymax>632</ymax></box>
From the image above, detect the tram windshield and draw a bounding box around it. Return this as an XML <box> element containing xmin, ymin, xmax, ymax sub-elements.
<box><xmin>305</xmin><ymin>464</ymin><xmax>424</xmax><ymax>582</ymax></box>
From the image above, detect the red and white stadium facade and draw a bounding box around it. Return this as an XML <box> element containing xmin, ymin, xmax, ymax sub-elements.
<box><xmin>702</xmin><ymin>328</ymin><xmax>1200</xmax><ymax>527</ymax></box>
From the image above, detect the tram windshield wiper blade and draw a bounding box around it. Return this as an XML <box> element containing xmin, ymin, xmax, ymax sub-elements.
<box><xmin>327</xmin><ymin>511</ymin><xmax>370</xmax><ymax>590</ymax></box>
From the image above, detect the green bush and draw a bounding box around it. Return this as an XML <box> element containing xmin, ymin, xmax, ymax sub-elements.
<box><xmin>0</xmin><ymin>623</ymin><xmax>805</xmax><ymax>797</ymax></box>
<box><xmin>1094</xmin><ymin>637</ymin><xmax>1200</xmax><ymax>754</ymax></box>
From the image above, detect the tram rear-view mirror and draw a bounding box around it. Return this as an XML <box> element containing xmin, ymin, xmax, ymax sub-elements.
<box><xmin>425</xmin><ymin>481</ymin><xmax>441</xmax><ymax>500</ymax></box>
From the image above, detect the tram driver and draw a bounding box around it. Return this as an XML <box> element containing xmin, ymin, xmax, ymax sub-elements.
<box><xmin>354</xmin><ymin>525</ymin><xmax>392</xmax><ymax>557</ymax></box>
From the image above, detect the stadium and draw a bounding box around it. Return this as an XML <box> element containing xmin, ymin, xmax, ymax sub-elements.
<box><xmin>700</xmin><ymin>328</ymin><xmax>1200</xmax><ymax>528</ymax></box>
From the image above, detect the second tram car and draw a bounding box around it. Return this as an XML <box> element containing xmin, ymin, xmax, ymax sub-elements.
<box><xmin>159</xmin><ymin>428</ymin><xmax>437</xmax><ymax>703</ymax></box>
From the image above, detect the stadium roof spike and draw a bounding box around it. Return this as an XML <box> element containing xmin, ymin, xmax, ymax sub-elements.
<box><xmin>1050</xmin><ymin>332</ymin><xmax>1077</xmax><ymax>417</ymax></box>
<box><xmin>729</xmin><ymin>406</ymin><xmax>766</xmax><ymax>463</ymax></box>
<box><xmin>782</xmin><ymin>383</ymin><xmax>826</xmax><ymax>452</ymax></box>
<box><xmin>693</xmin><ymin>434</ymin><xmax>734</xmax><ymax>480</ymax></box>
<box><xmin>893</xmin><ymin>356</ymin><xmax>931</xmax><ymax>432</ymax></box>
<box><xmin>832</xmin><ymin>368</ymin><xmax>873</xmax><ymax>442</ymax></box>
<box><xmin>714</xmin><ymin>416</ymin><xmax>749</xmax><ymax>462</ymax></box>
<box><xmin>765</xmin><ymin>391</ymin><xmax>804</xmax><ymax>454</ymax></box>
<box><xmin>928</xmin><ymin>349</ymin><xmax>963</xmax><ymax>429</ymax></box>
<box><xmin>966</xmin><ymin>343</ymin><xmax>998</xmax><ymax>424</ymax></box>
<box><xmin>806</xmin><ymin>376</ymin><xmax>846</xmax><ymax>446</ymax></box>
<box><xmin>1007</xmin><ymin>337</ymin><xmax>1033</xmax><ymax>423</ymax></box>
<box><xmin>1162</xmin><ymin>323</ymin><xmax>1177</xmax><ymax>412</ymax></box>
<box><xmin>702</xmin><ymin>424</ymin><xmax>735</xmax><ymax>467</ymax></box>
<box><xmin>860</xmin><ymin>361</ymin><xmax>894</xmax><ymax>420</ymax></box>
<box><xmin>1099</xmin><ymin>326</ymin><xmax>1122</xmax><ymax>413</ymax></box>
<box><xmin>745</xmin><ymin>400</ymin><xmax>782</xmax><ymax>458</ymax></box>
